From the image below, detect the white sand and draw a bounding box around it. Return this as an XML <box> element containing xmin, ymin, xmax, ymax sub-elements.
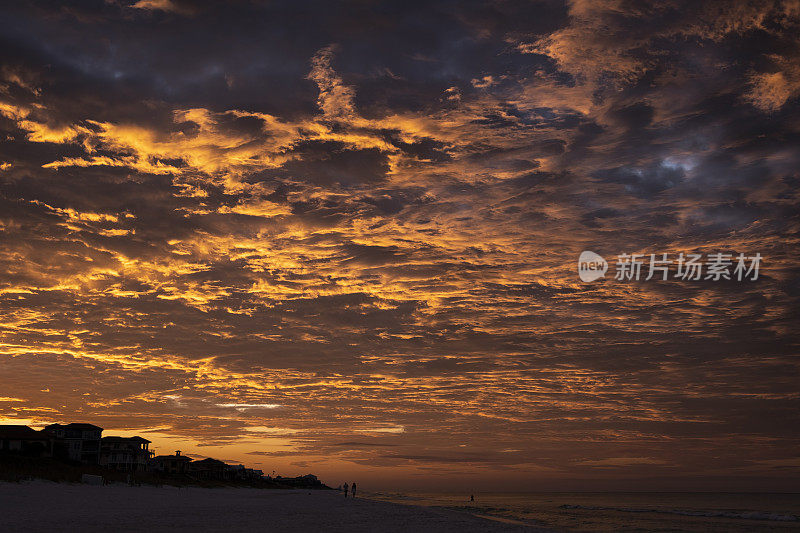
<box><xmin>0</xmin><ymin>481</ymin><xmax>541</xmax><ymax>532</ymax></box>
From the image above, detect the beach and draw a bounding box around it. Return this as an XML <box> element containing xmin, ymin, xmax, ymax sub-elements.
<box><xmin>3</xmin><ymin>481</ymin><xmax>797</xmax><ymax>532</ymax></box>
<box><xmin>0</xmin><ymin>481</ymin><xmax>538</xmax><ymax>532</ymax></box>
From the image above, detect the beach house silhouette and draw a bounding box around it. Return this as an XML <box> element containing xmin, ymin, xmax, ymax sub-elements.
<box><xmin>0</xmin><ymin>423</ymin><xmax>266</xmax><ymax>481</ymax></box>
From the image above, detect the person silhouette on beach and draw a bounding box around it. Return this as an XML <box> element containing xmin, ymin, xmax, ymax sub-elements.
<box><xmin>470</xmin><ymin>494</ymin><xmax>474</xmax><ymax>502</ymax></box>
<box><xmin>343</xmin><ymin>482</ymin><xmax>349</xmax><ymax>498</ymax></box>
<box><xmin>351</xmin><ymin>482</ymin><xmax>357</xmax><ymax>498</ymax></box>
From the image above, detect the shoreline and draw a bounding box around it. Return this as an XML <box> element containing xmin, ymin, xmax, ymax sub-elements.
<box><xmin>356</xmin><ymin>490</ymin><xmax>800</xmax><ymax>532</ymax></box>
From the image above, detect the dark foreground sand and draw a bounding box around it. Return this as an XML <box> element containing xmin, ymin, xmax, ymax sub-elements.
<box><xmin>0</xmin><ymin>481</ymin><xmax>541</xmax><ymax>532</ymax></box>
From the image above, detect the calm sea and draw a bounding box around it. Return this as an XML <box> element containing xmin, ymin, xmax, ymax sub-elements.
<box><xmin>361</xmin><ymin>491</ymin><xmax>800</xmax><ymax>531</ymax></box>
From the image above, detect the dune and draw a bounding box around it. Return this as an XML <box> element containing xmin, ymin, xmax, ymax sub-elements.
<box><xmin>0</xmin><ymin>481</ymin><xmax>541</xmax><ymax>532</ymax></box>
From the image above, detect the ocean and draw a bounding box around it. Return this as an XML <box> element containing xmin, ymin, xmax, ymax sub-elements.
<box><xmin>361</xmin><ymin>491</ymin><xmax>800</xmax><ymax>531</ymax></box>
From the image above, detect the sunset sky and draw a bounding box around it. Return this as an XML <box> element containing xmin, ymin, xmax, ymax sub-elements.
<box><xmin>0</xmin><ymin>0</ymin><xmax>798</xmax><ymax>491</ymax></box>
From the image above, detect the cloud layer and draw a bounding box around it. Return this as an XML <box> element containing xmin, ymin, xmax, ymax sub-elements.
<box><xmin>0</xmin><ymin>0</ymin><xmax>798</xmax><ymax>490</ymax></box>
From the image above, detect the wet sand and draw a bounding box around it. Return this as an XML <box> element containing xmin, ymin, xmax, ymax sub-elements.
<box><xmin>0</xmin><ymin>481</ymin><xmax>541</xmax><ymax>532</ymax></box>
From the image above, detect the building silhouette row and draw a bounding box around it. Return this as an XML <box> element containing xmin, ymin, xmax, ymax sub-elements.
<box><xmin>0</xmin><ymin>423</ymin><xmax>264</xmax><ymax>481</ymax></box>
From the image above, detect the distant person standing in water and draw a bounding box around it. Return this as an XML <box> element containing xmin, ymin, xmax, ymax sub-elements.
<box><xmin>351</xmin><ymin>482</ymin><xmax>357</xmax><ymax>498</ymax></box>
<box><xmin>343</xmin><ymin>482</ymin><xmax>349</xmax><ymax>498</ymax></box>
<box><xmin>470</xmin><ymin>494</ymin><xmax>474</xmax><ymax>502</ymax></box>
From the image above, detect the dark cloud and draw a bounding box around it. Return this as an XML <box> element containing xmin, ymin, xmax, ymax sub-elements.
<box><xmin>593</xmin><ymin>163</ymin><xmax>685</xmax><ymax>198</ymax></box>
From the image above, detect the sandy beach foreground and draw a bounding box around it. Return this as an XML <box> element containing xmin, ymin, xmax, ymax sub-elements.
<box><xmin>0</xmin><ymin>481</ymin><xmax>538</xmax><ymax>532</ymax></box>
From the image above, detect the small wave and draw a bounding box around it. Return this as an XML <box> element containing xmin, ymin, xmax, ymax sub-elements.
<box><xmin>560</xmin><ymin>504</ymin><xmax>799</xmax><ymax>522</ymax></box>
<box><xmin>448</xmin><ymin>505</ymin><xmax>514</xmax><ymax>513</ymax></box>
